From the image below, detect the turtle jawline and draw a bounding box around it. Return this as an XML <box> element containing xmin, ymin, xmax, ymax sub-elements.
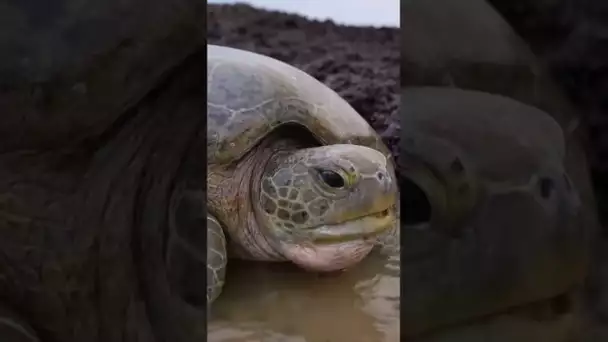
<box><xmin>304</xmin><ymin>208</ymin><xmax>396</xmax><ymax>244</ymax></box>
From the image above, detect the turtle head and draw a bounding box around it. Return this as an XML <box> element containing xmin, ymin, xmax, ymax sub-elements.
<box><xmin>255</xmin><ymin>144</ymin><xmax>398</xmax><ymax>271</ymax></box>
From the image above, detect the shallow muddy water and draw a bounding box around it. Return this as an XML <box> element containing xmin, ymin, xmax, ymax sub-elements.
<box><xmin>208</xmin><ymin>248</ymin><xmax>400</xmax><ymax>342</ymax></box>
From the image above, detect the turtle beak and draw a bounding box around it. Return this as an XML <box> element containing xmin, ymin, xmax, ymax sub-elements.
<box><xmin>310</xmin><ymin>206</ymin><xmax>397</xmax><ymax>244</ymax></box>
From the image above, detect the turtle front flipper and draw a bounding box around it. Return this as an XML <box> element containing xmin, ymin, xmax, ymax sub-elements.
<box><xmin>0</xmin><ymin>306</ymin><xmax>40</xmax><ymax>342</ymax></box>
<box><xmin>206</xmin><ymin>215</ymin><xmax>227</xmax><ymax>304</ymax></box>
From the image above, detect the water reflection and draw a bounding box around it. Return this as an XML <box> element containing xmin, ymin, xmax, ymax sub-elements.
<box><xmin>208</xmin><ymin>249</ymin><xmax>400</xmax><ymax>342</ymax></box>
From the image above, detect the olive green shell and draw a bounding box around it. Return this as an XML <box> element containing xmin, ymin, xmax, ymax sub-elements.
<box><xmin>206</xmin><ymin>44</ymin><xmax>390</xmax><ymax>165</ymax></box>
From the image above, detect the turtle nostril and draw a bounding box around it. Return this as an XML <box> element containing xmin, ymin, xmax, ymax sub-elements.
<box><xmin>375</xmin><ymin>209</ymin><xmax>390</xmax><ymax>218</ymax></box>
<box><xmin>377</xmin><ymin>172</ymin><xmax>384</xmax><ymax>180</ymax></box>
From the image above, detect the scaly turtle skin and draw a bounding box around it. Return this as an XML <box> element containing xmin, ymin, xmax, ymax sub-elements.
<box><xmin>206</xmin><ymin>45</ymin><xmax>399</xmax><ymax>304</ymax></box>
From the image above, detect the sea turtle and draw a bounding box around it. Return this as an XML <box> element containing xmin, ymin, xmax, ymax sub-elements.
<box><xmin>206</xmin><ymin>44</ymin><xmax>400</xmax><ymax>304</ymax></box>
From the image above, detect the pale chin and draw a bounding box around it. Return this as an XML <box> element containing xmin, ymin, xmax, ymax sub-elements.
<box><xmin>279</xmin><ymin>240</ymin><xmax>375</xmax><ymax>272</ymax></box>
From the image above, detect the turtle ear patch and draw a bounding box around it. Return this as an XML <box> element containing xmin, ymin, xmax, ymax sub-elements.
<box><xmin>291</xmin><ymin>211</ymin><xmax>309</xmax><ymax>224</ymax></box>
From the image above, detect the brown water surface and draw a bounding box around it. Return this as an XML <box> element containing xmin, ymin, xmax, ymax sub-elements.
<box><xmin>208</xmin><ymin>249</ymin><xmax>400</xmax><ymax>342</ymax></box>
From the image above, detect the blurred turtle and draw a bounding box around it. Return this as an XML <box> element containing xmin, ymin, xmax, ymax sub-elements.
<box><xmin>401</xmin><ymin>87</ymin><xmax>588</xmax><ymax>342</ymax></box>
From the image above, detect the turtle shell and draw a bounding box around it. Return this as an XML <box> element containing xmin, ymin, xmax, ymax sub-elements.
<box><xmin>207</xmin><ymin>44</ymin><xmax>390</xmax><ymax>165</ymax></box>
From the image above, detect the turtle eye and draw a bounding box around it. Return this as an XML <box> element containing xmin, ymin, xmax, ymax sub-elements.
<box><xmin>317</xmin><ymin>169</ymin><xmax>345</xmax><ymax>188</ymax></box>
